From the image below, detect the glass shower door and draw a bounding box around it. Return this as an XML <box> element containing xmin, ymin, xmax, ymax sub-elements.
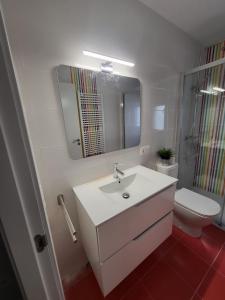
<box><xmin>178</xmin><ymin>63</ymin><xmax>225</xmax><ymax>226</ymax></box>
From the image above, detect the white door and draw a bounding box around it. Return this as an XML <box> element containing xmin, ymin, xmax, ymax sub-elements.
<box><xmin>58</xmin><ymin>82</ymin><xmax>83</xmax><ymax>159</ymax></box>
<box><xmin>0</xmin><ymin>10</ymin><xmax>64</xmax><ymax>300</ymax></box>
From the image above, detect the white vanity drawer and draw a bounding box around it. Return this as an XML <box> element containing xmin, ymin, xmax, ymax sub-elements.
<box><xmin>97</xmin><ymin>185</ymin><xmax>175</xmax><ymax>262</ymax></box>
<box><xmin>100</xmin><ymin>212</ymin><xmax>172</xmax><ymax>296</ymax></box>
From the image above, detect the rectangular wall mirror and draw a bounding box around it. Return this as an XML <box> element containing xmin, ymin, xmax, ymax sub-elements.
<box><xmin>57</xmin><ymin>65</ymin><xmax>141</xmax><ymax>160</ymax></box>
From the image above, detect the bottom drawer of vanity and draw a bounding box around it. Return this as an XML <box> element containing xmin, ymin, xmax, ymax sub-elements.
<box><xmin>100</xmin><ymin>212</ymin><xmax>173</xmax><ymax>296</ymax></box>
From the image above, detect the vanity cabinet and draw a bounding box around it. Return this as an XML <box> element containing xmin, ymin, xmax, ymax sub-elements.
<box><xmin>76</xmin><ymin>185</ymin><xmax>175</xmax><ymax>296</ymax></box>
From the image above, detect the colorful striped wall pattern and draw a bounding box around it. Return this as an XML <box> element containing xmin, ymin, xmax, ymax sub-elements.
<box><xmin>193</xmin><ymin>62</ymin><xmax>225</xmax><ymax>197</ymax></box>
<box><xmin>200</xmin><ymin>41</ymin><xmax>225</xmax><ymax>65</ymax></box>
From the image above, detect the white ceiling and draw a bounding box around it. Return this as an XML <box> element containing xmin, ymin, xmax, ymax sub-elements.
<box><xmin>139</xmin><ymin>0</ymin><xmax>225</xmax><ymax>45</ymax></box>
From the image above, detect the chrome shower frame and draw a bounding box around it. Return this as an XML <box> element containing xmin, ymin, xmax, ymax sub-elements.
<box><xmin>177</xmin><ymin>56</ymin><xmax>225</xmax><ymax>228</ymax></box>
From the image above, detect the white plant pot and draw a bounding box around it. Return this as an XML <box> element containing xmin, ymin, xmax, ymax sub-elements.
<box><xmin>160</xmin><ymin>158</ymin><xmax>170</xmax><ymax>166</ymax></box>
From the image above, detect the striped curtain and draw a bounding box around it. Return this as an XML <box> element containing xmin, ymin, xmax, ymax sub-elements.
<box><xmin>193</xmin><ymin>64</ymin><xmax>225</xmax><ymax>196</ymax></box>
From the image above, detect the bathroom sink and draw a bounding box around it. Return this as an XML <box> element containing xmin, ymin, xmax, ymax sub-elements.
<box><xmin>99</xmin><ymin>173</ymin><xmax>155</xmax><ymax>202</ymax></box>
<box><xmin>73</xmin><ymin>165</ymin><xmax>178</xmax><ymax>226</ymax></box>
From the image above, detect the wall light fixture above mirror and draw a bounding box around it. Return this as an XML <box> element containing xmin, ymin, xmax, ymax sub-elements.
<box><xmin>56</xmin><ymin>65</ymin><xmax>141</xmax><ymax>160</ymax></box>
<box><xmin>83</xmin><ymin>51</ymin><xmax>135</xmax><ymax>67</ymax></box>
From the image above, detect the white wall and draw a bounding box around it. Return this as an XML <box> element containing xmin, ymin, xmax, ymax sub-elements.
<box><xmin>1</xmin><ymin>0</ymin><xmax>201</xmax><ymax>286</ymax></box>
<box><xmin>101</xmin><ymin>84</ymin><xmax>122</xmax><ymax>152</ymax></box>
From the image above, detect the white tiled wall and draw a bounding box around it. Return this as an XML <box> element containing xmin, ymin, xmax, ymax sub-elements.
<box><xmin>2</xmin><ymin>0</ymin><xmax>201</xmax><ymax>285</ymax></box>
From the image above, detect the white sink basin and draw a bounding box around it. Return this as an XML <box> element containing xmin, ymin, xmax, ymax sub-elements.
<box><xmin>99</xmin><ymin>173</ymin><xmax>154</xmax><ymax>202</ymax></box>
<box><xmin>73</xmin><ymin>165</ymin><xmax>178</xmax><ymax>226</ymax></box>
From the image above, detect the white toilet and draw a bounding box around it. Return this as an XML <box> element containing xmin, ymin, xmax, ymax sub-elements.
<box><xmin>156</xmin><ymin>162</ymin><xmax>221</xmax><ymax>237</ymax></box>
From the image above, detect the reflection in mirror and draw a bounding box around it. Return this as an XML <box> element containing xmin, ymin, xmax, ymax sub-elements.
<box><xmin>153</xmin><ymin>105</ymin><xmax>165</xmax><ymax>131</ymax></box>
<box><xmin>57</xmin><ymin>65</ymin><xmax>141</xmax><ymax>160</ymax></box>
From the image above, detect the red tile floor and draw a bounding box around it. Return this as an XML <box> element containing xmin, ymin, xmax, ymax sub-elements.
<box><xmin>65</xmin><ymin>225</ymin><xmax>225</xmax><ymax>300</ymax></box>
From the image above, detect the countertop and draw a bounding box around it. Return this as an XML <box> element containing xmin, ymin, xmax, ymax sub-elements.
<box><xmin>73</xmin><ymin>165</ymin><xmax>177</xmax><ymax>226</ymax></box>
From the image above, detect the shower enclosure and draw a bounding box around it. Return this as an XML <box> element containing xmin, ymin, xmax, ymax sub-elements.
<box><xmin>178</xmin><ymin>60</ymin><xmax>225</xmax><ymax>227</ymax></box>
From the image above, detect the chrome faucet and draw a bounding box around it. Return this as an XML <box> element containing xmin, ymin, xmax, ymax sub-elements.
<box><xmin>113</xmin><ymin>163</ymin><xmax>124</xmax><ymax>183</ymax></box>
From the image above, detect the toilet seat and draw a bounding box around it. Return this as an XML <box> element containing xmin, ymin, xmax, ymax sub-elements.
<box><xmin>175</xmin><ymin>188</ymin><xmax>220</xmax><ymax>217</ymax></box>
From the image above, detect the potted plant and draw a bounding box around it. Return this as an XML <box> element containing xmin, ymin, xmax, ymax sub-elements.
<box><xmin>157</xmin><ymin>148</ymin><xmax>173</xmax><ymax>165</ymax></box>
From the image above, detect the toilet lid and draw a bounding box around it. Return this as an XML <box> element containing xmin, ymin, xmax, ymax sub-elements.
<box><xmin>175</xmin><ymin>188</ymin><xmax>221</xmax><ymax>217</ymax></box>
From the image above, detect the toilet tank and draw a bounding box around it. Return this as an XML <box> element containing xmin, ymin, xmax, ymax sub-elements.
<box><xmin>156</xmin><ymin>163</ymin><xmax>178</xmax><ymax>179</ymax></box>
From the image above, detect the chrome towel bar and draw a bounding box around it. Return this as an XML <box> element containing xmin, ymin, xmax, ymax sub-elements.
<box><xmin>57</xmin><ymin>194</ymin><xmax>77</xmax><ymax>243</ymax></box>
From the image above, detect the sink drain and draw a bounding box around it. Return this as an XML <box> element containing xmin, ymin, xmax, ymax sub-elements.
<box><xmin>122</xmin><ymin>192</ymin><xmax>130</xmax><ymax>199</ymax></box>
